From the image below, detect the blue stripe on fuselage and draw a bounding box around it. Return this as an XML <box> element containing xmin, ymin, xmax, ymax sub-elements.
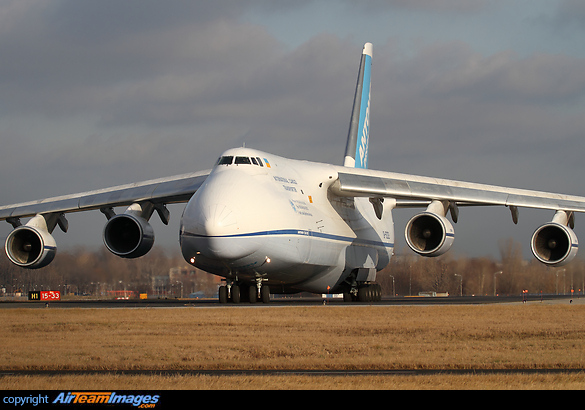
<box><xmin>184</xmin><ymin>228</ymin><xmax>393</xmax><ymax>248</ymax></box>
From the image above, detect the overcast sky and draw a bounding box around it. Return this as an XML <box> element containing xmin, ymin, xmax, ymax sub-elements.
<box><xmin>1</xmin><ymin>0</ymin><xmax>585</xmax><ymax>260</ymax></box>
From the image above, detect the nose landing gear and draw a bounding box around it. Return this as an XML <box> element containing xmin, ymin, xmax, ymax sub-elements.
<box><xmin>218</xmin><ymin>278</ymin><xmax>270</xmax><ymax>304</ymax></box>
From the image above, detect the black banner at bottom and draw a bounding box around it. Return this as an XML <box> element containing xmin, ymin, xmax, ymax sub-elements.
<box><xmin>1</xmin><ymin>391</ymin><xmax>192</xmax><ymax>409</ymax></box>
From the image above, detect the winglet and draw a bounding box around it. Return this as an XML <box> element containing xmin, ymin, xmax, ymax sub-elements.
<box><xmin>343</xmin><ymin>43</ymin><xmax>373</xmax><ymax>169</ymax></box>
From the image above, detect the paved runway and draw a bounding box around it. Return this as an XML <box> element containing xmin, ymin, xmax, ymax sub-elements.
<box><xmin>0</xmin><ymin>294</ymin><xmax>580</xmax><ymax>308</ymax></box>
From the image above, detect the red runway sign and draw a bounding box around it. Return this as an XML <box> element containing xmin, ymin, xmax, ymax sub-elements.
<box><xmin>28</xmin><ymin>291</ymin><xmax>61</xmax><ymax>301</ymax></box>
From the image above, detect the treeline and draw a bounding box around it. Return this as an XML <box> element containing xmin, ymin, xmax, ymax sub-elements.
<box><xmin>1</xmin><ymin>239</ymin><xmax>584</xmax><ymax>298</ymax></box>
<box><xmin>0</xmin><ymin>247</ymin><xmax>187</xmax><ymax>297</ymax></box>
<box><xmin>377</xmin><ymin>239</ymin><xmax>585</xmax><ymax>297</ymax></box>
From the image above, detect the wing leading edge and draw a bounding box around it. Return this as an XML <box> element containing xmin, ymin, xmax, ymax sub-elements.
<box><xmin>0</xmin><ymin>170</ymin><xmax>210</xmax><ymax>222</ymax></box>
<box><xmin>330</xmin><ymin>166</ymin><xmax>585</xmax><ymax>214</ymax></box>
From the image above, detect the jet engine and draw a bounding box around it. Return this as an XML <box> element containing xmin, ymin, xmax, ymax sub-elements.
<box><xmin>531</xmin><ymin>222</ymin><xmax>578</xmax><ymax>266</ymax></box>
<box><xmin>5</xmin><ymin>215</ymin><xmax>57</xmax><ymax>269</ymax></box>
<box><xmin>405</xmin><ymin>211</ymin><xmax>455</xmax><ymax>257</ymax></box>
<box><xmin>103</xmin><ymin>213</ymin><xmax>155</xmax><ymax>259</ymax></box>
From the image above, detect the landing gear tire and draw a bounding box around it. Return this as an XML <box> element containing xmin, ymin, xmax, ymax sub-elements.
<box><xmin>219</xmin><ymin>286</ymin><xmax>228</xmax><ymax>304</ymax></box>
<box><xmin>248</xmin><ymin>284</ymin><xmax>270</xmax><ymax>303</ymax></box>
<box><xmin>260</xmin><ymin>285</ymin><xmax>270</xmax><ymax>304</ymax></box>
<box><xmin>248</xmin><ymin>285</ymin><xmax>257</xmax><ymax>303</ymax></box>
<box><xmin>358</xmin><ymin>286</ymin><xmax>370</xmax><ymax>302</ymax></box>
<box><xmin>357</xmin><ymin>283</ymin><xmax>382</xmax><ymax>303</ymax></box>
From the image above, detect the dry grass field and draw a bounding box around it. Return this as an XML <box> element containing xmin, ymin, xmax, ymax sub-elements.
<box><xmin>1</xmin><ymin>301</ymin><xmax>585</xmax><ymax>389</ymax></box>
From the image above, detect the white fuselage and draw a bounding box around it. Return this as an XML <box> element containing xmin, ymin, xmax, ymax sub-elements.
<box><xmin>179</xmin><ymin>147</ymin><xmax>394</xmax><ymax>294</ymax></box>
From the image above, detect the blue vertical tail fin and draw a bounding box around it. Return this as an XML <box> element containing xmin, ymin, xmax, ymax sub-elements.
<box><xmin>343</xmin><ymin>43</ymin><xmax>372</xmax><ymax>169</ymax></box>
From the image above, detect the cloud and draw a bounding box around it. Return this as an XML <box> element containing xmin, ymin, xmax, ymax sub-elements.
<box><xmin>555</xmin><ymin>0</ymin><xmax>585</xmax><ymax>30</ymax></box>
<box><xmin>425</xmin><ymin>50</ymin><xmax>585</xmax><ymax>106</ymax></box>
<box><xmin>352</xmin><ymin>0</ymin><xmax>494</xmax><ymax>13</ymax></box>
<box><xmin>0</xmin><ymin>5</ymin><xmax>269</xmax><ymax>116</ymax></box>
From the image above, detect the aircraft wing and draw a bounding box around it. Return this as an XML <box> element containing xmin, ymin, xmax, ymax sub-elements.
<box><xmin>0</xmin><ymin>169</ymin><xmax>210</xmax><ymax>223</ymax></box>
<box><xmin>330</xmin><ymin>166</ymin><xmax>585</xmax><ymax>214</ymax></box>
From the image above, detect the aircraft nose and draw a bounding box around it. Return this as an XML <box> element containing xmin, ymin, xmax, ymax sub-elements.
<box><xmin>198</xmin><ymin>203</ymin><xmax>237</xmax><ymax>236</ymax></box>
<box><xmin>190</xmin><ymin>203</ymin><xmax>258</xmax><ymax>260</ymax></box>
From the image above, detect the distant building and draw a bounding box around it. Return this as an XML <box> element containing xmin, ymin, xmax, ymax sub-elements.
<box><xmin>152</xmin><ymin>266</ymin><xmax>221</xmax><ymax>298</ymax></box>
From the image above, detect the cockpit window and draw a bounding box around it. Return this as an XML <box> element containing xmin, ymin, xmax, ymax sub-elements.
<box><xmin>235</xmin><ymin>156</ymin><xmax>252</xmax><ymax>165</ymax></box>
<box><xmin>217</xmin><ymin>155</ymin><xmax>265</xmax><ymax>167</ymax></box>
<box><xmin>217</xmin><ymin>156</ymin><xmax>233</xmax><ymax>165</ymax></box>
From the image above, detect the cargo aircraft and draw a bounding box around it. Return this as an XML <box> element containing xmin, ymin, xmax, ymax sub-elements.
<box><xmin>2</xmin><ymin>43</ymin><xmax>585</xmax><ymax>303</ymax></box>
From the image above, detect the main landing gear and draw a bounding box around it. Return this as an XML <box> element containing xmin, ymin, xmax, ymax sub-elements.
<box><xmin>219</xmin><ymin>281</ymin><xmax>270</xmax><ymax>304</ymax></box>
<box><xmin>343</xmin><ymin>282</ymin><xmax>382</xmax><ymax>303</ymax></box>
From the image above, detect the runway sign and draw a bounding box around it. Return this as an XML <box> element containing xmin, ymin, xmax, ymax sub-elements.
<box><xmin>28</xmin><ymin>291</ymin><xmax>61</xmax><ymax>301</ymax></box>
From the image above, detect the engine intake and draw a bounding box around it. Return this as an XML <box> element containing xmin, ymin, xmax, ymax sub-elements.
<box><xmin>405</xmin><ymin>212</ymin><xmax>455</xmax><ymax>257</ymax></box>
<box><xmin>531</xmin><ymin>222</ymin><xmax>578</xmax><ymax>266</ymax></box>
<box><xmin>5</xmin><ymin>225</ymin><xmax>57</xmax><ymax>269</ymax></box>
<box><xmin>103</xmin><ymin>214</ymin><xmax>154</xmax><ymax>259</ymax></box>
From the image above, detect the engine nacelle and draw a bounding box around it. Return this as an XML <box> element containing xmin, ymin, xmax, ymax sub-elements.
<box><xmin>103</xmin><ymin>214</ymin><xmax>154</xmax><ymax>259</ymax></box>
<box><xmin>405</xmin><ymin>212</ymin><xmax>455</xmax><ymax>257</ymax></box>
<box><xmin>5</xmin><ymin>225</ymin><xmax>57</xmax><ymax>269</ymax></box>
<box><xmin>531</xmin><ymin>222</ymin><xmax>578</xmax><ymax>266</ymax></box>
